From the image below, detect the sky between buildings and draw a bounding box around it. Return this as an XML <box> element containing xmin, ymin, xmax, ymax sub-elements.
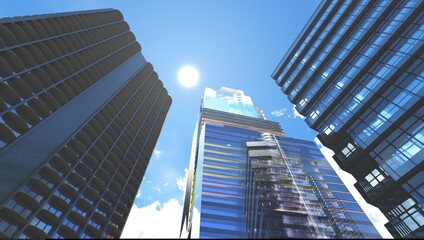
<box><xmin>1</xmin><ymin>0</ymin><xmax>393</xmax><ymax>238</ymax></box>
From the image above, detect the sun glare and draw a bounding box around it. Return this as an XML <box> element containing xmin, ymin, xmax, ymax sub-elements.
<box><xmin>178</xmin><ymin>66</ymin><xmax>199</xmax><ymax>87</ymax></box>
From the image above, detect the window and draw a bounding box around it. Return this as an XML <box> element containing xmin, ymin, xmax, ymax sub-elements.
<box><xmin>52</xmin><ymin>232</ymin><xmax>65</xmax><ymax>239</ymax></box>
<box><xmin>0</xmin><ymin>220</ymin><xmax>18</xmax><ymax>237</ymax></box>
<box><xmin>322</xmin><ymin>72</ymin><xmax>328</xmax><ymax>79</ymax></box>
<box><xmin>63</xmin><ymin>218</ymin><xmax>79</xmax><ymax>231</ymax></box>
<box><xmin>323</xmin><ymin>124</ymin><xmax>335</xmax><ymax>135</ymax></box>
<box><xmin>30</xmin><ymin>217</ymin><xmax>52</xmax><ymax>234</ymax></box>
<box><xmin>384</xmin><ymin>131</ymin><xmax>423</xmax><ymax>174</ymax></box>
<box><xmin>341</xmin><ymin>142</ymin><xmax>356</xmax><ymax>157</ymax></box>
<box><xmin>5</xmin><ymin>199</ymin><xmax>32</xmax><ymax>218</ymax></box>
<box><xmin>310</xmin><ymin>110</ymin><xmax>320</xmax><ymax>120</ymax></box>
<box><xmin>95</xmin><ymin>208</ymin><xmax>107</xmax><ymax>217</ymax></box>
<box><xmin>72</xmin><ymin>206</ymin><xmax>87</xmax><ymax>218</ymax></box>
<box><xmin>336</xmin><ymin>81</ymin><xmax>344</xmax><ymax>89</ymax></box>
<box><xmin>389</xmin><ymin>198</ymin><xmax>424</xmax><ymax>236</ymax></box>
<box><xmin>43</xmin><ymin>203</ymin><xmax>62</xmax><ymax>217</ymax></box>
<box><xmin>299</xmin><ymin>98</ymin><xmax>307</xmax><ymax>106</ymax></box>
<box><xmin>364</xmin><ymin>167</ymin><xmax>387</xmax><ymax>190</ymax></box>
<box><xmin>60</xmin><ymin>193</ymin><xmax>72</xmax><ymax>204</ymax></box>
<box><xmin>88</xmin><ymin>219</ymin><xmax>102</xmax><ymax>230</ymax></box>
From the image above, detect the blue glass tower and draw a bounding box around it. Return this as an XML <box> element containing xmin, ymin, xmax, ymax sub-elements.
<box><xmin>180</xmin><ymin>87</ymin><xmax>380</xmax><ymax>238</ymax></box>
<box><xmin>272</xmin><ymin>0</ymin><xmax>424</xmax><ymax>238</ymax></box>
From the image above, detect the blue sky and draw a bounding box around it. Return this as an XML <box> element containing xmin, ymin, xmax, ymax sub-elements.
<box><xmin>1</xmin><ymin>0</ymin><xmax>392</xmax><ymax>238</ymax></box>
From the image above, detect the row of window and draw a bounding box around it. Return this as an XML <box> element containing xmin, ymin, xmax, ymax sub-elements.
<box><xmin>307</xmin><ymin>1</ymin><xmax>421</xmax><ymax>129</ymax></box>
<box><xmin>0</xmin><ymin>61</ymin><xmax>169</xmax><ymax>238</ymax></box>
<box><xmin>296</xmin><ymin>0</ymin><xmax>392</xmax><ymax>114</ymax></box>
<box><xmin>366</xmin><ymin>105</ymin><xmax>423</xmax><ymax>180</ymax></box>
<box><xmin>351</xmin><ymin>66</ymin><xmax>423</xmax><ymax>147</ymax></box>
<box><xmin>0</xmin><ymin>10</ymin><xmax>123</xmax><ymax>47</ymax></box>
<box><xmin>287</xmin><ymin>0</ymin><xmax>357</xmax><ymax>99</ymax></box>
<box><xmin>278</xmin><ymin>0</ymin><xmax>339</xmax><ymax>86</ymax></box>
<box><xmin>0</xmin><ymin>31</ymin><xmax>139</xmax><ymax>148</ymax></box>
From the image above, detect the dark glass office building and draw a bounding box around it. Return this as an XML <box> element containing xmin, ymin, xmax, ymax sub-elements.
<box><xmin>272</xmin><ymin>0</ymin><xmax>423</xmax><ymax>238</ymax></box>
<box><xmin>0</xmin><ymin>9</ymin><xmax>171</xmax><ymax>238</ymax></box>
<box><xmin>179</xmin><ymin>87</ymin><xmax>380</xmax><ymax>238</ymax></box>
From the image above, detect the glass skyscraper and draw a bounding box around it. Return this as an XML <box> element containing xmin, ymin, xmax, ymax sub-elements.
<box><xmin>0</xmin><ymin>9</ymin><xmax>171</xmax><ymax>238</ymax></box>
<box><xmin>180</xmin><ymin>87</ymin><xmax>380</xmax><ymax>238</ymax></box>
<box><xmin>272</xmin><ymin>0</ymin><xmax>423</xmax><ymax>238</ymax></box>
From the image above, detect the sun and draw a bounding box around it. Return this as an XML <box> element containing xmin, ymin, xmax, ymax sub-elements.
<box><xmin>178</xmin><ymin>66</ymin><xmax>199</xmax><ymax>87</ymax></box>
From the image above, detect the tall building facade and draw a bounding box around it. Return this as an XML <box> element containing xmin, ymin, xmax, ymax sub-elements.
<box><xmin>272</xmin><ymin>0</ymin><xmax>423</xmax><ymax>238</ymax></box>
<box><xmin>180</xmin><ymin>87</ymin><xmax>380</xmax><ymax>238</ymax></box>
<box><xmin>0</xmin><ymin>9</ymin><xmax>171</xmax><ymax>238</ymax></box>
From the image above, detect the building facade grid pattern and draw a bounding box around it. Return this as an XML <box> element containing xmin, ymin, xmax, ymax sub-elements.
<box><xmin>272</xmin><ymin>0</ymin><xmax>424</xmax><ymax>238</ymax></box>
<box><xmin>0</xmin><ymin>9</ymin><xmax>171</xmax><ymax>238</ymax></box>
<box><xmin>180</xmin><ymin>87</ymin><xmax>380</xmax><ymax>239</ymax></box>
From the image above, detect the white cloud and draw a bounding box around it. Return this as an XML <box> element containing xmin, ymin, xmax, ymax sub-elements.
<box><xmin>176</xmin><ymin>168</ymin><xmax>188</xmax><ymax>192</ymax></box>
<box><xmin>313</xmin><ymin>137</ymin><xmax>393</xmax><ymax>239</ymax></box>
<box><xmin>153</xmin><ymin>149</ymin><xmax>163</xmax><ymax>160</ymax></box>
<box><xmin>154</xmin><ymin>185</ymin><xmax>161</xmax><ymax>194</ymax></box>
<box><xmin>270</xmin><ymin>106</ymin><xmax>306</xmax><ymax>119</ymax></box>
<box><xmin>121</xmin><ymin>199</ymin><xmax>183</xmax><ymax>238</ymax></box>
<box><xmin>271</xmin><ymin>108</ymin><xmax>287</xmax><ymax>117</ymax></box>
<box><xmin>122</xmin><ymin>170</ymin><xmax>196</xmax><ymax>238</ymax></box>
<box><xmin>289</xmin><ymin>105</ymin><xmax>306</xmax><ymax>119</ymax></box>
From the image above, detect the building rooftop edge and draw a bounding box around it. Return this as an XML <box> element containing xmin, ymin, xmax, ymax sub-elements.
<box><xmin>0</xmin><ymin>8</ymin><xmax>116</xmax><ymax>24</ymax></box>
<box><xmin>271</xmin><ymin>0</ymin><xmax>326</xmax><ymax>79</ymax></box>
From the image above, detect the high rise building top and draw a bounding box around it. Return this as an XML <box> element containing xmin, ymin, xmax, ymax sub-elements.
<box><xmin>180</xmin><ymin>86</ymin><xmax>380</xmax><ymax>238</ymax></box>
<box><xmin>203</xmin><ymin>87</ymin><xmax>258</xmax><ymax>118</ymax></box>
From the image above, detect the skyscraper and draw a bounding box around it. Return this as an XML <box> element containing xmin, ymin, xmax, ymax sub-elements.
<box><xmin>180</xmin><ymin>87</ymin><xmax>380</xmax><ymax>238</ymax></box>
<box><xmin>0</xmin><ymin>9</ymin><xmax>171</xmax><ymax>238</ymax></box>
<box><xmin>272</xmin><ymin>0</ymin><xmax>423</xmax><ymax>238</ymax></box>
